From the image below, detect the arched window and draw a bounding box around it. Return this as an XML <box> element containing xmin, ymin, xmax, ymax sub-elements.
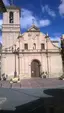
<box><xmin>33</xmin><ymin>43</ymin><xmax>36</xmax><ymax>49</ymax></box>
<box><xmin>9</xmin><ymin>12</ymin><xmax>14</xmax><ymax>23</ymax></box>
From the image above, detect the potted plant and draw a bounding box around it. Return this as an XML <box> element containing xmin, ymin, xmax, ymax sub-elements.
<box><xmin>59</xmin><ymin>75</ymin><xmax>64</xmax><ymax>80</ymax></box>
<box><xmin>40</xmin><ymin>72</ymin><xmax>44</xmax><ymax>78</ymax></box>
<box><xmin>43</xmin><ymin>75</ymin><xmax>46</xmax><ymax>78</ymax></box>
<box><xmin>43</xmin><ymin>72</ymin><xmax>47</xmax><ymax>78</ymax></box>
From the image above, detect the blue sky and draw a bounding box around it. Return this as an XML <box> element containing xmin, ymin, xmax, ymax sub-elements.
<box><xmin>0</xmin><ymin>0</ymin><xmax>64</xmax><ymax>42</ymax></box>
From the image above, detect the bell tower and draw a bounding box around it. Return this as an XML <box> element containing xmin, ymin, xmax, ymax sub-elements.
<box><xmin>2</xmin><ymin>3</ymin><xmax>21</xmax><ymax>48</ymax></box>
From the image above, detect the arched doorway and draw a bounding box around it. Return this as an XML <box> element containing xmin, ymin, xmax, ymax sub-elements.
<box><xmin>31</xmin><ymin>59</ymin><xmax>41</xmax><ymax>77</ymax></box>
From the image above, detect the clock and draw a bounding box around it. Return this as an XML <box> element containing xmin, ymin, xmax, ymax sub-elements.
<box><xmin>28</xmin><ymin>31</ymin><xmax>36</xmax><ymax>39</ymax></box>
<box><xmin>32</xmin><ymin>33</ymin><xmax>36</xmax><ymax>40</ymax></box>
<box><xmin>28</xmin><ymin>30</ymin><xmax>40</xmax><ymax>40</ymax></box>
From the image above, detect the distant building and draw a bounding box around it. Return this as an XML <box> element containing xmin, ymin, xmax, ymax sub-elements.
<box><xmin>1</xmin><ymin>4</ymin><xmax>63</xmax><ymax>79</ymax></box>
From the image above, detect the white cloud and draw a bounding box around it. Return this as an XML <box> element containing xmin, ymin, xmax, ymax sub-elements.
<box><xmin>51</xmin><ymin>36</ymin><xmax>60</xmax><ymax>41</ymax></box>
<box><xmin>51</xmin><ymin>33</ymin><xmax>61</xmax><ymax>41</ymax></box>
<box><xmin>21</xmin><ymin>8</ymin><xmax>51</xmax><ymax>29</ymax></box>
<box><xmin>39</xmin><ymin>19</ymin><xmax>51</xmax><ymax>27</ymax></box>
<box><xmin>3</xmin><ymin>0</ymin><xmax>10</xmax><ymax>6</ymax></box>
<box><xmin>51</xmin><ymin>36</ymin><xmax>61</xmax><ymax>47</ymax></box>
<box><xmin>50</xmin><ymin>32</ymin><xmax>62</xmax><ymax>46</ymax></box>
<box><xmin>21</xmin><ymin>9</ymin><xmax>38</xmax><ymax>29</ymax></box>
<box><xmin>58</xmin><ymin>0</ymin><xmax>64</xmax><ymax>15</ymax></box>
<box><xmin>41</xmin><ymin>5</ymin><xmax>56</xmax><ymax>17</ymax></box>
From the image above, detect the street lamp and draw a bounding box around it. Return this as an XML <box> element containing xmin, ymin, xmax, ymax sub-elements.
<box><xmin>12</xmin><ymin>42</ymin><xmax>20</xmax><ymax>78</ymax></box>
<box><xmin>17</xmin><ymin>38</ymin><xmax>20</xmax><ymax>76</ymax></box>
<box><xmin>45</xmin><ymin>33</ymin><xmax>49</xmax><ymax>78</ymax></box>
<box><xmin>14</xmin><ymin>44</ymin><xmax>17</xmax><ymax>77</ymax></box>
<box><xmin>17</xmin><ymin>35</ymin><xmax>21</xmax><ymax>76</ymax></box>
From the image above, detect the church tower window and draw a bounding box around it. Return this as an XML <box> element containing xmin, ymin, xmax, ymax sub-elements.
<box><xmin>9</xmin><ymin>12</ymin><xmax>14</xmax><ymax>23</ymax></box>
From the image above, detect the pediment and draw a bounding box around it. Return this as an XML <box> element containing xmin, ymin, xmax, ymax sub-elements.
<box><xmin>27</xmin><ymin>24</ymin><xmax>40</xmax><ymax>32</ymax></box>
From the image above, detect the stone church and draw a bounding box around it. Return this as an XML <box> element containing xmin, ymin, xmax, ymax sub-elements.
<box><xmin>1</xmin><ymin>5</ymin><xmax>63</xmax><ymax>79</ymax></box>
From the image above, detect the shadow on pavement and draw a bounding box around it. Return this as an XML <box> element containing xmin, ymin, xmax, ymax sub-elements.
<box><xmin>1</xmin><ymin>89</ymin><xmax>64</xmax><ymax>113</ymax></box>
<box><xmin>44</xmin><ymin>88</ymin><xmax>64</xmax><ymax>97</ymax></box>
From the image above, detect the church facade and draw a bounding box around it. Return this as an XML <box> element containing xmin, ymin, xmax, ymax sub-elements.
<box><xmin>1</xmin><ymin>5</ymin><xmax>63</xmax><ymax>79</ymax></box>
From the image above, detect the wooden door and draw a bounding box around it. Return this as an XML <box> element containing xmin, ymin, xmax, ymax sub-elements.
<box><xmin>31</xmin><ymin>60</ymin><xmax>40</xmax><ymax>77</ymax></box>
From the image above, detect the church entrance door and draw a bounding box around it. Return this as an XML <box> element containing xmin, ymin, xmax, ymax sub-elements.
<box><xmin>31</xmin><ymin>60</ymin><xmax>40</xmax><ymax>77</ymax></box>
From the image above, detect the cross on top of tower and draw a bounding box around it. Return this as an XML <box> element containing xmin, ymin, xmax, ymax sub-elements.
<box><xmin>32</xmin><ymin>19</ymin><xmax>35</xmax><ymax>25</ymax></box>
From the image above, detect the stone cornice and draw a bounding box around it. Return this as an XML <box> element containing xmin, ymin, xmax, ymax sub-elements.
<box><xmin>3</xmin><ymin>24</ymin><xmax>20</xmax><ymax>26</ymax></box>
<box><xmin>1</xmin><ymin>51</ymin><xmax>61</xmax><ymax>55</ymax></box>
<box><xmin>2</xmin><ymin>31</ymin><xmax>20</xmax><ymax>33</ymax></box>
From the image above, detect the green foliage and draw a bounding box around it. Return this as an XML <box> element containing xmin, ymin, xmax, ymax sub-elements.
<box><xmin>59</xmin><ymin>75</ymin><xmax>64</xmax><ymax>80</ymax></box>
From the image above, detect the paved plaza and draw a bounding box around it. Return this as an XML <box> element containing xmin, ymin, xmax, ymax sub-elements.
<box><xmin>0</xmin><ymin>78</ymin><xmax>64</xmax><ymax>88</ymax></box>
<box><xmin>0</xmin><ymin>78</ymin><xmax>64</xmax><ymax>111</ymax></box>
